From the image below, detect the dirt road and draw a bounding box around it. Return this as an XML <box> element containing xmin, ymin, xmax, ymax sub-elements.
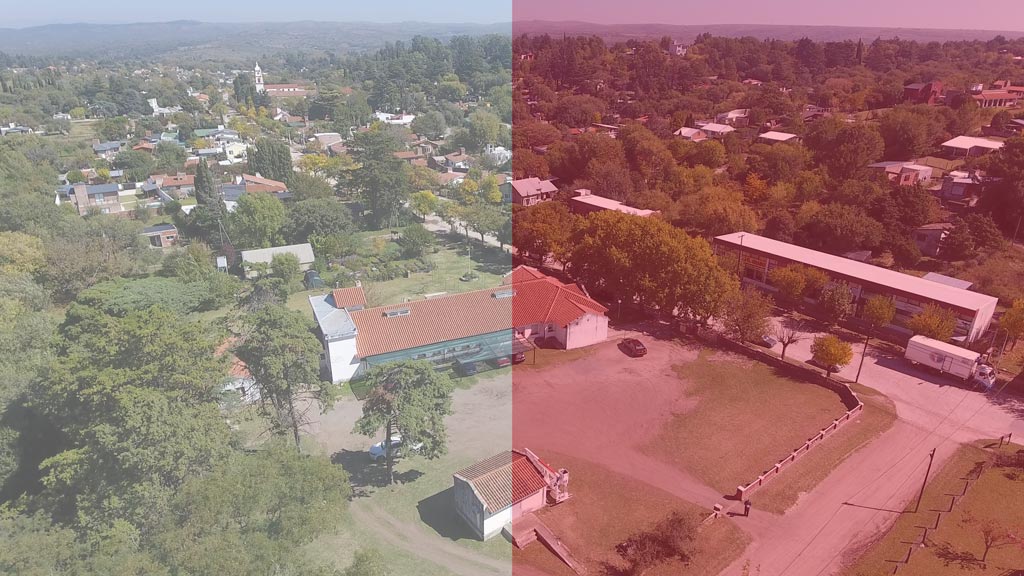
<box><xmin>717</xmin><ymin>318</ymin><xmax>1024</xmax><ymax>575</ymax></box>
<box><xmin>351</xmin><ymin>502</ymin><xmax>511</xmax><ymax>576</ymax></box>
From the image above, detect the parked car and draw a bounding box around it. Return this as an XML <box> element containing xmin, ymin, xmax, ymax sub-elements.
<box><xmin>807</xmin><ymin>357</ymin><xmax>840</xmax><ymax>374</ymax></box>
<box><xmin>492</xmin><ymin>356</ymin><xmax>512</xmax><ymax>368</ymax></box>
<box><xmin>456</xmin><ymin>361</ymin><xmax>478</xmax><ymax>376</ymax></box>
<box><xmin>369</xmin><ymin>435</ymin><xmax>422</xmax><ymax>461</ymax></box>
<box><xmin>303</xmin><ymin>269</ymin><xmax>325</xmax><ymax>290</ymax></box>
<box><xmin>753</xmin><ymin>334</ymin><xmax>778</xmax><ymax>348</ymax></box>
<box><xmin>511</xmin><ymin>352</ymin><xmax>527</xmax><ymax>364</ymax></box>
<box><xmin>621</xmin><ymin>338</ymin><xmax>647</xmax><ymax>357</ymax></box>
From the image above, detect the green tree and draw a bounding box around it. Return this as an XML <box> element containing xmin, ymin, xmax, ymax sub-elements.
<box><xmin>154</xmin><ymin>142</ymin><xmax>187</xmax><ymax>173</ymax></box>
<box><xmin>398</xmin><ymin>223</ymin><xmax>435</xmax><ymax>257</ymax></box>
<box><xmin>112</xmin><ymin>149</ymin><xmax>157</xmax><ymax>182</ymax></box>
<box><xmin>270</xmin><ymin>253</ymin><xmax>302</xmax><ymax>288</ymax></box>
<box><xmin>907</xmin><ymin>303</ymin><xmax>957</xmax><ymax>341</ymax></box>
<box><xmin>768</xmin><ymin>265</ymin><xmax>808</xmax><ymax>307</ymax></box>
<box><xmin>0</xmin><ymin>231</ymin><xmax>45</xmax><ymax>275</ymax></box>
<box><xmin>467</xmin><ymin>110</ymin><xmax>501</xmax><ymax>150</ymax></box>
<box><xmin>820</xmin><ymin>281</ymin><xmax>854</xmax><ymax>326</ymax></box>
<box><xmin>941</xmin><ymin>220</ymin><xmax>976</xmax><ymax>261</ymax></box>
<box><xmin>410</xmin><ymin>111</ymin><xmax>446</xmax><ymax>140</ymax></box>
<box><xmin>462</xmin><ymin>202</ymin><xmax>504</xmax><ymax>242</ymax></box>
<box><xmin>1000</xmin><ymin>299</ymin><xmax>1024</xmax><ymax>349</ymax></box>
<box><xmin>349</xmin><ymin>127</ymin><xmax>409</xmax><ymax>229</ymax></box>
<box><xmin>247</xmin><ymin>137</ymin><xmax>292</xmax><ymax>182</ymax></box>
<box><xmin>284</xmin><ymin>198</ymin><xmax>354</xmax><ymax>244</ymax></box>
<box><xmin>35</xmin><ymin>306</ymin><xmax>232</xmax><ymax>533</ymax></box>
<box><xmin>863</xmin><ymin>295</ymin><xmax>896</xmax><ymax>329</ymax></box>
<box><xmin>810</xmin><ymin>334</ymin><xmax>853</xmax><ymax>377</ymax></box>
<box><xmin>408</xmin><ymin>190</ymin><xmax>439</xmax><ymax>222</ymax></box>
<box><xmin>230</xmin><ymin>193</ymin><xmax>286</xmax><ymax>249</ymax></box>
<box><xmin>354</xmin><ymin>361</ymin><xmax>454</xmax><ymax>485</ymax></box>
<box><xmin>723</xmin><ymin>286</ymin><xmax>775</xmax><ymax>342</ymax></box>
<box><xmin>287</xmin><ymin>171</ymin><xmax>334</xmax><ymax>200</ymax></box>
<box><xmin>236</xmin><ymin>305</ymin><xmax>335</xmax><ymax>450</ymax></box>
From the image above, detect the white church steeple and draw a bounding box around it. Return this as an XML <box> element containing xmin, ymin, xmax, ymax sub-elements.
<box><xmin>254</xmin><ymin>62</ymin><xmax>265</xmax><ymax>93</ymax></box>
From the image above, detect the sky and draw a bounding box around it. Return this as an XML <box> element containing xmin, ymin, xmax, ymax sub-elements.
<box><xmin>514</xmin><ymin>0</ymin><xmax>1024</xmax><ymax>32</ymax></box>
<box><xmin>4</xmin><ymin>0</ymin><xmax>512</xmax><ymax>28</ymax></box>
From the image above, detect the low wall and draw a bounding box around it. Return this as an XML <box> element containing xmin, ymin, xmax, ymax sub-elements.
<box><xmin>700</xmin><ymin>332</ymin><xmax>865</xmax><ymax>501</ymax></box>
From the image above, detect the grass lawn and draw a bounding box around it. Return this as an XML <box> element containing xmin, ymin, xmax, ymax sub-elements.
<box><xmin>749</xmin><ymin>384</ymin><xmax>898</xmax><ymax>513</ymax></box>
<box><xmin>513</xmin><ymin>344</ymin><xmax>597</xmax><ymax>372</ymax></box>
<box><xmin>66</xmin><ymin>119</ymin><xmax>98</xmax><ymax>142</ymax></box>
<box><xmin>842</xmin><ymin>441</ymin><xmax>1024</xmax><ymax>576</ymax></box>
<box><xmin>514</xmin><ymin>452</ymin><xmax>748</xmax><ymax>576</ymax></box>
<box><xmin>644</xmin><ymin>350</ymin><xmax>851</xmax><ymax>498</ymax></box>
<box><xmin>361</xmin><ymin>238</ymin><xmax>508</xmax><ymax>307</ymax></box>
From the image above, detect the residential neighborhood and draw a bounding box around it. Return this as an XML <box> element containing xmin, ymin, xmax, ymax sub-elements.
<box><xmin>2</xmin><ymin>3</ymin><xmax>1024</xmax><ymax>576</ymax></box>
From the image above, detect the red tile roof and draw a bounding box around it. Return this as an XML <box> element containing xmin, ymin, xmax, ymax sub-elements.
<box><xmin>242</xmin><ymin>173</ymin><xmax>288</xmax><ymax>193</ymax></box>
<box><xmin>215</xmin><ymin>338</ymin><xmax>251</xmax><ymax>379</ymax></box>
<box><xmin>508</xmin><ymin>266</ymin><xmax>607</xmax><ymax>329</ymax></box>
<box><xmin>331</xmin><ymin>286</ymin><xmax>367</xmax><ymax>309</ymax></box>
<box><xmin>350</xmin><ymin>288</ymin><xmax>512</xmax><ymax>358</ymax></box>
<box><xmin>454</xmin><ymin>450</ymin><xmax>551</xmax><ymax>513</ymax></box>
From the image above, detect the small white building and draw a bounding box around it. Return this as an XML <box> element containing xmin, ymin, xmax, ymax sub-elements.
<box><xmin>673</xmin><ymin>127</ymin><xmax>707</xmax><ymax>142</ymax></box>
<box><xmin>453</xmin><ymin>449</ymin><xmax>568</xmax><ymax>541</ymax></box>
<box><xmin>699</xmin><ymin>122</ymin><xmax>736</xmax><ymax>138</ymax></box>
<box><xmin>757</xmin><ymin>131</ymin><xmax>801</xmax><ymax>145</ymax></box>
<box><xmin>941</xmin><ymin>136</ymin><xmax>1004</xmax><ymax>157</ymax></box>
<box><xmin>240</xmin><ymin>243</ymin><xmax>315</xmax><ymax>279</ymax></box>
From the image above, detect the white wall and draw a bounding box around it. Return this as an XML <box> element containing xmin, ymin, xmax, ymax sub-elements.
<box><xmin>565</xmin><ymin>313</ymin><xmax>609</xmax><ymax>350</ymax></box>
<box><xmin>483</xmin><ymin>507</ymin><xmax>512</xmax><ymax>540</ymax></box>
<box><xmin>327</xmin><ymin>336</ymin><xmax>360</xmax><ymax>383</ymax></box>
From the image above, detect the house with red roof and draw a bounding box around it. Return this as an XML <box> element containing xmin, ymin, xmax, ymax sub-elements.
<box><xmin>508</xmin><ymin>265</ymin><xmax>609</xmax><ymax>349</ymax></box>
<box><xmin>453</xmin><ymin>448</ymin><xmax>569</xmax><ymax>540</ymax></box>
<box><xmin>307</xmin><ymin>267</ymin><xmax>607</xmax><ymax>383</ymax></box>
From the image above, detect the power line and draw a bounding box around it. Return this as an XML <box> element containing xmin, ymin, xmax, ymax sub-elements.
<box><xmin>797</xmin><ymin>380</ymin><xmax>1015</xmax><ymax>576</ymax></box>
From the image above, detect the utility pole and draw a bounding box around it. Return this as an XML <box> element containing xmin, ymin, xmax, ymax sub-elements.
<box><xmin>855</xmin><ymin>331</ymin><xmax>870</xmax><ymax>383</ymax></box>
<box><xmin>914</xmin><ymin>448</ymin><xmax>937</xmax><ymax>513</ymax></box>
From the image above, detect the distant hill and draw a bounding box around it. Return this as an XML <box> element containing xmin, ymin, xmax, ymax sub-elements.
<box><xmin>0</xmin><ymin>20</ymin><xmax>512</xmax><ymax>60</ymax></box>
<box><xmin>512</xmin><ymin>20</ymin><xmax>1024</xmax><ymax>44</ymax></box>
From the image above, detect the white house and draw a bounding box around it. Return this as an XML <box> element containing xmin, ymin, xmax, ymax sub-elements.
<box><xmin>698</xmin><ymin>123</ymin><xmax>736</xmax><ymax>138</ymax></box>
<box><xmin>757</xmin><ymin>131</ymin><xmax>801</xmax><ymax>145</ymax></box>
<box><xmin>508</xmin><ymin>266</ymin><xmax>609</xmax><ymax>349</ymax></box>
<box><xmin>673</xmin><ymin>127</ymin><xmax>707</xmax><ymax>142</ymax></box>
<box><xmin>453</xmin><ymin>449</ymin><xmax>569</xmax><ymax>540</ymax></box>
<box><xmin>941</xmin><ymin>136</ymin><xmax>1004</xmax><ymax>157</ymax></box>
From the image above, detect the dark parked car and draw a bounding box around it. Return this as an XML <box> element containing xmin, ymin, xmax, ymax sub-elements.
<box><xmin>621</xmin><ymin>338</ymin><xmax>647</xmax><ymax>357</ymax></box>
<box><xmin>753</xmin><ymin>334</ymin><xmax>778</xmax><ymax>348</ymax></box>
<box><xmin>491</xmin><ymin>356</ymin><xmax>512</xmax><ymax>368</ymax></box>
<box><xmin>303</xmin><ymin>269</ymin><xmax>325</xmax><ymax>290</ymax></box>
<box><xmin>511</xmin><ymin>352</ymin><xmax>527</xmax><ymax>364</ymax></box>
<box><xmin>807</xmin><ymin>357</ymin><xmax>840</xmax><ymax>374</ymax></box>
<box><xmin>456</xmin><ymin>361</ymin><xmax>479</xmax><ymax>376</ymax></box>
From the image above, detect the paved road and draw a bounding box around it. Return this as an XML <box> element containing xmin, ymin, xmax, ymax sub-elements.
<box><xmin>423</xmin><ymin>212</ymin><xmax>504</xmax><ymax>249</ymax></box>
<box><xmin>718</xmin><ymin>317</ymin><xmax>1024</xmax><ymax>576</ymax></box>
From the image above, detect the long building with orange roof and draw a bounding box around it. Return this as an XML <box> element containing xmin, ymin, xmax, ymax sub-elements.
<box><xmin>308</xmin><ymin>267</ymin><xmax>608</xmax><ymax>383</ymax></box>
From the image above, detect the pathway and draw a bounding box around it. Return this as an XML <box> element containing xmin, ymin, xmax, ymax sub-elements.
<box><xmin>350</xmin><ymin>502</ymin><xmax>511</xmax><ymax>576</ymax></box>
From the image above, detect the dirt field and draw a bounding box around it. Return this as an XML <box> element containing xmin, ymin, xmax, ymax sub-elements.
<box><xmin>513</xmin><ymin>324</ymin><xmax>725</xmax><ymax>507</ymax></box>
<box><xmin>513</xmin><ymin>453</ymin><xmax>748</xmax><ymax>576</ymax></box>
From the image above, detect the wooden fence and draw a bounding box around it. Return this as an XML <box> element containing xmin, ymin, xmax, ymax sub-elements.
<box><xmin>701</xmin><ymin>332</ymin><xmax>865</xmax><ymax>501</ymax></box>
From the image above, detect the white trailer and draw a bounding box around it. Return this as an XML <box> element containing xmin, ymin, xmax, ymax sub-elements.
<box><xmin>904</xmin><ymin>335</ymin><xmax>981</xmax><ymax>381</ymax></box>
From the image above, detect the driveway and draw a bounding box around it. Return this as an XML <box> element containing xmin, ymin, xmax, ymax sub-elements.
<box><xmin>718</xmin><ymin>316</ymin><xmax>1024</xmax><ymax>575</ymax></box>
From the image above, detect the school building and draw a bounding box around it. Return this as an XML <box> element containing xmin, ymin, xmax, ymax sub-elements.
<box><xmin>713</xmin><ymin>232</ymin><xmax>998</xmax><ymax>343</ymax></box>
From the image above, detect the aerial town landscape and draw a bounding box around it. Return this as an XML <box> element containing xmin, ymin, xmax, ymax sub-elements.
<box><xmin>1</xmin><ymin>0</ymin><xmax>1024</xmax><ymax>575</ymax></box>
